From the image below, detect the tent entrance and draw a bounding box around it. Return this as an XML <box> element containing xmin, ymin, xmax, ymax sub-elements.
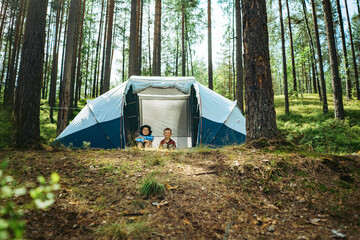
<box><xmin>138</xmin><ymin>88</ymin><xmax>191</xmax><ymax>148</ymax></box>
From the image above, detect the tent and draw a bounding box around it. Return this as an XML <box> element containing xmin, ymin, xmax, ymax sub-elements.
<box><xmin>55</xmin><ymin>76</ymin><xmax>246</xmax><ymax>148</ymax></box>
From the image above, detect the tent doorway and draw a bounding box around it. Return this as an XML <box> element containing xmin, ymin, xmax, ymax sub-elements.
<box><xmin>138</xmin><ymin>87</ymin><xmax>191</xmax><ymax>148</ymax></box>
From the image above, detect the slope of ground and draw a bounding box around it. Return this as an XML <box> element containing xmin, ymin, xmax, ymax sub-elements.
<box><xmin>1</xmin><ymin>144</ymin><xmax>359</xmax><ymax>239</ymax></box>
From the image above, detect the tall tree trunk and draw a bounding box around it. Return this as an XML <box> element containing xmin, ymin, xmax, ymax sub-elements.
<box><xmin>49</xmin><ymin>0</ymin><xmax>64</xmax><ymax>123</ymax></box>
<box><xmin>103</xmin><ymin>0</ymin><xmax>114</xmax><ymax>92</ymax></box>
<box><xmin>74</xmin><ymin>0</ymin><xmax>86</xmax><ymax>104</ymax></box>
<box><xmin>185</xmin><ymin>20</ymin><xmax>193</xmax><ymax>77</ymax></box>
<box><xmin>285</xmin><ymin>0</ymin><xmax>297</xmax><ymax>95</ymax></box>
<box><xmin>152</xmin><ymin>0</ymin><xmax>161</xmax><ymax>76</ymax></box>
<box><xmin>0</xmin><ymin>37</ymin><xmax>10</xmax><ymax>96</ymax></box>
<box><xmin>137</xmin><ymin>0</ymin><xmax>143</xmax><ymax>75</ymax></box>
<box><xmin>322</xmin><ymin>0</ymin><xmax>344</xmax><ymax>120</ymax></box>
<box><xmin>242</xmin><ymin>0</ymin><xmax>278</xmax><ymax>141</ymax></box>
<box><xmin>122</xmin><ymin>21</ymin><xmax>126</xmax><ymax>82</ymax></box>
<box><xmin>128</xmin><ymin>0</ymin><xmax>139</xmax><ymax>77</ymax></box>
<box><xmin>5</xmin><ymin>0</ymin><xmax>25</xmax><ymax>107</ymax></box>
<box><xmin>59</xmin><ymin>4</ymin><xmax>68</xmax><ymax>101</ymax></box>
<box><xmin>0</xmin><ymin>0</ymin><xmax>10</xmax><ymax>54</ymax></box>
<box><xmin>181</xmin><ymin>3</ymin><xmax>186</xmax><ymax>77</ymax></box>
<box><xmin>175</xmin><ymin>24</ymin><xmax>179</xmax><ymax>76</ymax></box>
<box><xmin>42</xmin><ymin>7</ymin><xmax>53</xmax><ymax>100</ymax></box>
<box><xmin>99</xmin><ymin>0</ymin><xmax>108</xmax><ymax>94</ymax></box>
<box><xmin>301</xmin><ymin>0</ymin><xmax>317</xmax><ymax>94</ymax></box>
<box><xmin>69</xmin><ymin>0</ymin><xmax>81</xmax><ymax>118</ymax></box>
<box><xmin>310</xmin><ymin>0</ymin><xmax>328</xmax><ymax>113</ymax></box>
<box><xmin>147</xmin><ymin>3</ymin><xmax>151</xmax><ymax>75</ymax></box>
<box><xmin>335</xmin><ymin>0</ymin><xmax>351</xmax><ymax>99</ymax></box>
<box><xmin>235</xmin><ymin>0</ymin><xmax>244</xmax><ymax>112</ymax></box>
<box><xmin>279</xmin><ymin>0</ymin><xmax>289</xmax><ymax>115</ymax></box>
<box><xmin>57</xmin><ymin>0</ymin><xmax>80</xmax><ymax>135</ymax></box>
<box><xmin>208</xmin><ymin>0</ymin><xmax>213</xmax><ymax>89</ymax></box>
<box><xmin>3</xmin><ymin>7</ymin><xmax>15</xmax><ymax>105</ymax></box>
<box><xmin>92</xmin><ymin>0</ymin><xmax>105</xmax><ymax>97</ymax></box>
<box><xmin>344</xmin><ymin>0</ymin><xmax>360</xmax><ymax>100</ymax></box>
<box><xmin>14</xmin><ymin>0</ymin><xmax>48</xmax><ymax>147</ymax></box>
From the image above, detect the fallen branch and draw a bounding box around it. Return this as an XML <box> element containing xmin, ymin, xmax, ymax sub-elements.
<box><xmin>194</xmin><ymin>171</ymin><xmax>218</xmax><ymax>176</ymax></box>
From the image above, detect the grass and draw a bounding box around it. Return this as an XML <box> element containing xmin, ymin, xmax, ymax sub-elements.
<box><xmin>275</xmin><ymin>94</ymin><xmax>360</xmax><ymax>154</ymax></box>
<box><xmin>0</xmin><ymin>94</ymin><xmax>359</xmax><ymax>154</ymax></box>
<box><xmin>95</xmin><ymin>221</ymin><xmax>152</xmax><ymax>240</ymax></box>
<box><xmin>139</xmin><ymin>176</ymin><xmax>165</xmax><ymax>198</ymax></box>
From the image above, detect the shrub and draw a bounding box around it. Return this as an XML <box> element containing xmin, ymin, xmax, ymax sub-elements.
<box><xmin>0</xmin><ymin>161</ymin><xmax>60</xmax><ymax>239</ymax></box>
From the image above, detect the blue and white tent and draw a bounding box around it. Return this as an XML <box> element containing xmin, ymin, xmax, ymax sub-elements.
<box><xmin>55</xmin><ymin>76</ymin><xmax>246</xmax><ymax>148</ymax></box>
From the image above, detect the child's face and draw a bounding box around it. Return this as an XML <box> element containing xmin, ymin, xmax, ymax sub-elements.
<box><xmin>163</xmin><ymin>130</ymin><xmax>172</xmax><ymax>139</ymax></box>
<box><xmin>142</xmin><ymin>127</ymin><xmax>150</xmax><ymax>136</ymax></box>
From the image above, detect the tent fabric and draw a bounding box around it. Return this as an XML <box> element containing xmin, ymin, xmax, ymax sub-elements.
<box><xmin>55</xmin><ymin>76</ymin><xmax>246</xmax><ymax>148</ymax></box>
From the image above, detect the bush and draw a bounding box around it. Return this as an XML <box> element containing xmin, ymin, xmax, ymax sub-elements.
<box><xmin>0</xmin><ymin>161</ymin><xmax>60</xmax><ymax>239</ymax></box>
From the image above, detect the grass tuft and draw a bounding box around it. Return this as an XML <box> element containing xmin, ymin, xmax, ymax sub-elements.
<box><xmin>139</xmin><ymin>177</ymin><xmax>165</xmax><ymax>198</ymax></box>
<box><xmin>95</xmin><ymin>221</ymin><xmax>151</xmax><ymax>240</ymax></box>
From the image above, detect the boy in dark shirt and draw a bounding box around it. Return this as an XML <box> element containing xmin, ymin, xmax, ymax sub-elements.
<box><xmin>159</xmin><ymin>128</ymin><xmax>176</xmax><ymax>150</ymax></box>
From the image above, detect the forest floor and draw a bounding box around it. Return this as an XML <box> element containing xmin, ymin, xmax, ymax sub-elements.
<box><xmin>1</xmin><ymin>143</ymin><xmax>360</xmax><ymax>239</ymax></box>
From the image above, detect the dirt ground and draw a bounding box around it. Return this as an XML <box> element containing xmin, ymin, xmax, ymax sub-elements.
<box><xmin>1</xmin><ymin>145</ymin><xmax>360</xmax><ymax>239</ymax></box>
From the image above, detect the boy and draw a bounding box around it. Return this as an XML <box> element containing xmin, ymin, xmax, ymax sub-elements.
<box><xmin>135</xmin><ymin>125</ymin><xmax>154</xmax><ymax>148</ymax></box>
<box><xmin>159</xmin><ymin>128</ymin><xmax>176</xmax><ymax>150</ymax></box>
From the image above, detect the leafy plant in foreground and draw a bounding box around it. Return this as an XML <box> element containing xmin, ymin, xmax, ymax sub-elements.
<box><xmin>0</xmin><ymin>161</ymin><xmax>60</xmax><ymax>239</ymax></box>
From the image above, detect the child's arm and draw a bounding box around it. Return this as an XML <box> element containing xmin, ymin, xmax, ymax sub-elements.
<box><xmin>144</xmin><ymin>135</ymin><xmax>154</xmax><ymax>142</ymax></box>
<box><xmin>135</xmin><ymin>136</ymin><xmax>144</xmax><ymax>143</ymax></box>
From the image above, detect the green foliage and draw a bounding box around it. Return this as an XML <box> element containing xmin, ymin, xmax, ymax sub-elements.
<box><xmin>0</xmin><ymin>106</ymin><xmax>13</xmax><ymax>149</ymax></box>
<box><xmin>0</xmin><ymin>160</ymin><xmax>60</xmax><ymax>239</ymax></box>
<box><xmin>139</xmin><ymin>176</ymin><xmax>165</xmax><ymax>198</ymax></box>
<box><xmin>276</xmin><ymin>94</ymin><xmax>360</xmax><ymax>154</ymax></box>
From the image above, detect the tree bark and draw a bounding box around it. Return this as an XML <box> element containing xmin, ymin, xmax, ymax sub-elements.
<box><xmin>103</xmin><ymin>0</ymin><xmax>114</xmax><ymax>92</ymax></box>
<box><xmin>128</xmin><ymin>0</ymin><xmax>139</xmax><ymax>77</ymax></box>
<box><xmin>42</xmin><ymin>7</ymin><xmax>53</xmax><ymax>100</ymax></box>
<box><xmin>285</xmin><ymin>0</ymin><xmax>297</xmax><ymax>95</ymax></box>
<box><xmin>322</xmin><ymin>0</ymin><xmax>344</xmax><ymax>120</ymax></box>
<box><xmin>310</xmin><ymin>0</ymin><xmax>328</xmax><ymax>113</ymax></box>
<box><xmin>5</xmin><ymin>0</ymin><xmax>26</xmax><ymax>107</ymax></box>
<box><xmin>14</xmin><ymin>0</ymin><xmax>48</xmax><ymax>147</ymax></box>
<box><xmin>235</xmin><ymin>0</ymin><xmax>244</xmax><ymax>112</ymax></box>
<box><xmin>242</xmin><ymin>0</ymin><xmax>278</xmax><ymax>141</ymax></box>
<box><xmin>137</xmin><ymin>0</ymin><xmax>143</xmax><ymax>75</ymax></box>
<box><xmin>99</xmin><ymin>0</ymin><xmax>108</xmax><ymax>94</ymax></box>
<box><xmin>92</xmin><ymin>0</ymin><xmax>105</xmax><ymax>97</ymax></box>
<box><xmin>181</xmin><ymin>3</ymin><xmax>186</xmax><ymax>77</ymax></box>
<box><xmin>0</xmin><ymin>0</ymin><xmax>9</xmax><ymax>54</ymax></box>
<box><xmin>344</xmin><ymin>0</ymin><xmax>360</xmax><ymax>100</ymax></box>
<box><xmin>279</xmin><ymin>0</ymin><xmax>289</xmax><ymax>115</ymax></box>
<box><xmin>208</xmin><ymin>0</ymin><xmax>213</xmax><ymax>89</ymax></box>
<box><xmin>49</xmin><ymin>0</ymin><xmax>64</xmax><ymax>123</ymax></box>
<box><xmin>74</xmin><ymin>0</ymin><xmax>86</xmax><ymax>104</ymax></box>
<box><xmin>152</xmin><ymin>0</ymin><xmax>161</xmax><ymax>76</ymax></box>
<box><xmin>57</xmin><ymin>0</ymin><xmax>80</xmax><ymax>135</ymax></box>
<box><xmin>335</xmin><ymin>0</ymin><xmax>351</xmax><ymax>100</ymax></box>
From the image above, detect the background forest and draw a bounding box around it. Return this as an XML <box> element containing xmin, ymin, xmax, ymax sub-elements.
<box><xmin>0</xmin><ymin>0</ymin><xmax>359</xmax><ymax>150</ymax></box>
<box><xmin>1</xmin><ymin>1</ymin><xmax>360</xmax><ymax>239</ymax></box>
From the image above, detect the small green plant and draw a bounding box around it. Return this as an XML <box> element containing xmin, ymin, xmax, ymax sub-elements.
<box><xmin>82</xmin><ymin>141</ymin><xmax>91</xmax><ymax>149</ymax></box>
<box><xmin>139</xmin><ymin>177</ymin><xmax>165</xmax><ymax>198</ymax></box>
<box><xmin>0</xmin><ymin>160</ymin><xmax>60</xmax><ymax>239</ymax></box>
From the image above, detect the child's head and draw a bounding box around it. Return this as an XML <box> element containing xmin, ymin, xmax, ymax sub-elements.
<box><xmin>140</xmin><ymin>125</ymin><xmax>152</xmax><ymax>136</ymax></box>
<box><xmin>163</xmin><ymin>128</ymin><xmax>172</xmax><ymax>139</ymax></box>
